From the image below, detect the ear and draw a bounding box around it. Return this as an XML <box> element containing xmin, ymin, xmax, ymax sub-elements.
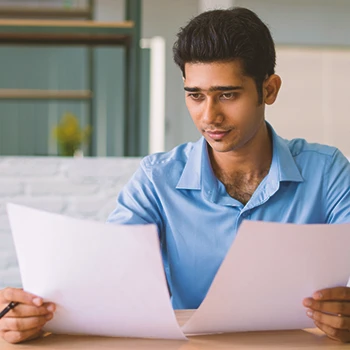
<box><xmin>263</xmin><ymin>74</ymin><xmax>282</xmax><ymax>105</ymax></box>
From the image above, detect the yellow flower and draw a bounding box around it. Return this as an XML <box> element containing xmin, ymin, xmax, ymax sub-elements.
<box><xmin>53</xmin><ymin>113</ymin><xmax>91</xmax><ymax>156</ymax></box>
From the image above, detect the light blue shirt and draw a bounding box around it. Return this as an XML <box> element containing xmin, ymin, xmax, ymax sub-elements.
<box><xmin>107</xmin><ymin>124</ymin><xmax>350</xmax><ymax>309</ymax></box>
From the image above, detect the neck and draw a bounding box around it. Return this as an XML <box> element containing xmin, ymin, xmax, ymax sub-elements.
<box><xmin>209</xmin><ymin>123</ymin><xmax>273</xmax><ymax>179</ymax></box>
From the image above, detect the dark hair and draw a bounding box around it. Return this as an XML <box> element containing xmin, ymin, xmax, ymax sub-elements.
<box><xmin>173</xmin><ymin>7</ymin><xmax>276</xmax><ymax>103</ymax></box>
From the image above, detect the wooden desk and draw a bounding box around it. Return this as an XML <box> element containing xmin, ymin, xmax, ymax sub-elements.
<box><xmin>1</xmin><ymin>310</ymin><xmax>349</xmax><ymax>350</ymax></box>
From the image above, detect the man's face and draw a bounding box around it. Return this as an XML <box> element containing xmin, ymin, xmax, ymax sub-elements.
<box><xmin>183</xmin><ymin>61</ymin><xmax>267</xmax><ymax>155</ymax></box>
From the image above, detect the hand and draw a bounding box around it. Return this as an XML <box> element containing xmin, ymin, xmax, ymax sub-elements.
<box><xmin>0</xmin><ymin>288</ymin><xmax>55</xmax><ymax>344</ymax></box>
<box><xmin>303</xmin><ymin>287</ymin><xmax>350</xmax><ymax>342</ymax></box>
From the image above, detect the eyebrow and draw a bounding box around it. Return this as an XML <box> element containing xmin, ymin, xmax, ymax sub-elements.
<box><xmin>184</xmin><ymin>85</ymin><xmax>243</xmax><ymax>92</ymax></box>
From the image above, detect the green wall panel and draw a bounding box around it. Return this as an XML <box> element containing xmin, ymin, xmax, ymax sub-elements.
<box><xmin>94</xmin><ymin>47</ymin><xmax>125</xmax><ymax>157</ymax></box>
<box><xmin>139</xmin><ymin>48</ymin><xmax>150</xmax><ymax>157</ymax></box>
<box><xmin>0</xmin><ymin>45</ymin><xmax>149</xmax><ymax>157</ymax></box>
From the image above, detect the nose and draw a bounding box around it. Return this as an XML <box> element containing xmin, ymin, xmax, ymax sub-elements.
<box><xmin>202</xmin><ymin>98</ymin><xmax>223</xmax><ymax>125</ymax></box>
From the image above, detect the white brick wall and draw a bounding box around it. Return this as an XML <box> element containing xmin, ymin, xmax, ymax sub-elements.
<box><xmin>0</xmin><ymin>156</ymin><xmax>141</xmax><ymax>289</ymax></box>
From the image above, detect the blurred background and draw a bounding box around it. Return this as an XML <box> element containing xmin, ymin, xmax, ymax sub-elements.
<box><xmin>0</xmin><ymin>0</ymin><xmax>349</xmax><ymax>158</ymax></box>
<box><xmin>1</xmin><ymin>0</ymin><xmax>350</xmax><ymax>288</ymax></box>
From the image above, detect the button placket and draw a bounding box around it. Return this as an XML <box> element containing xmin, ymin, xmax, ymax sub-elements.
<box><xmin>241</xmin><ymin>210</ymin><xmax>250</xmax><ymax>219</ymax></box>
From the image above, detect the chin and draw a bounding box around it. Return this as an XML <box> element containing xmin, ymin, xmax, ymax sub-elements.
<box><xmin>209</xmin><ymin>142</ymin><xmax>237</xmax><ymax>153</ymax></box>
<box><xmin>203</xmin><ymin>134</ymin><xmax>239</xmax><ymax>152</ymax></box>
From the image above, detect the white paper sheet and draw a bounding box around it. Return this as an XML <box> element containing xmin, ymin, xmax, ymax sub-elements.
<box><xmin>7</xmin><ymin>203</ymin><xmax>186</xmax><ymax>340</ymax></box>
<box><xmin>182</xmin><ymin>220</ymin><xmax>350</xmax><ymax>335</ymax></box>
<box><xmin>8</xmin><ymin>204</ymin><xmax>350</xmax><ymax>338</ymax></box>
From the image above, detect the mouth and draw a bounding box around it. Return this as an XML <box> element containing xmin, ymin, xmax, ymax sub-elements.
<box><xmin>205</xmin><ymin>129</ymin><xmax>230</xmax><ymax>141</ymax></box>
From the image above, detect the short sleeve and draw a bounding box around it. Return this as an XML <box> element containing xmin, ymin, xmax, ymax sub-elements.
<box><xmin>325</xmin><ymin>149</ymin><xmax>350</xmax><ymax>223</ymax></box>
<box><xmin>106</xmin><ymin>160</ymin><xmax>164</xmax><ymax>232</ymax></box>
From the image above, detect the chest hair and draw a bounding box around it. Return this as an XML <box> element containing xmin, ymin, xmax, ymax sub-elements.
<box><xmin>217</xmin><ymin>170</ymin><xmax>269</xmax><ymax>205</ymax></box>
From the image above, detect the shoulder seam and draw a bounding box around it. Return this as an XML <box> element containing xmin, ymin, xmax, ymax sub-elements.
<box><xmin>292</xmin><ymin>148</ymin><xmax>337</xmax><ymax>158</ymax></box>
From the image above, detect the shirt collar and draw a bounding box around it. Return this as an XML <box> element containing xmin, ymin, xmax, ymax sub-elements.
<box><xmin>268</xmin><ymin>123</ymin><xmax>304</xmax><ymax>183</ymax></box>
<box><xmin>176</xmin><ymin>123</ymin><xmax>304</xmax><ymax>192</ymax></box>
<box><xmin>176</xmin><ymin>137</ymin><xmax>205</xmax><ymax>190</ymax></box>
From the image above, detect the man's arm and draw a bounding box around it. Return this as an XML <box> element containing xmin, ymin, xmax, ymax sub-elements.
<box><xmin>107</xmin><ymin>160</ymin><xmax>163</xmax><ymax>230</ymax></box>
<box><xmin>325</xmin><ymin>149</ymin><xmax>350</xmax><ymax>223</ymax></box>
<box><xmin>303</xmin><ymin>150</ymin><xmax>350</xmax><ymax>342</ymax></box>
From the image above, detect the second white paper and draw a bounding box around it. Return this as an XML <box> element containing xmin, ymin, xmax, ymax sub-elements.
<box><xmin>182</xmin><ymin>220</ymin><xmax>350</xmax><ymax>335</ymax></box>
<box><xmin>7</xmin><ymin>203</ymin><xmax>186</xmax><ymax>340</ymax></box>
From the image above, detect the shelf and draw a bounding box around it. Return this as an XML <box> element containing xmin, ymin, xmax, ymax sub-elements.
<box><xmin>0</xmin><ymin>0</ymin><xmax>143</xmax><ymax>156</ymax></box>
<box><xmin>0</xmin><ymin>20</ymin><xmax>134</xmax><ymax>45</ymax></box>
<box><xmin>0</xmin><ymin>19</ymin><xmax>134</xmax><ymax>28</ymax></box>
<box><xmin>0</xmin><ymin>7</ymin><xmax>92</xmax><ymax>19</ymax></box>
<box><xmin>0</xmin><ymin>89</ymin><xmax>92</xmax><ymax>100</ymax></box>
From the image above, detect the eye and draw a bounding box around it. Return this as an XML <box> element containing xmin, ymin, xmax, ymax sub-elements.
<box><xmin>220</xmin><ymin>92</ymin><xmax>236</xmax><ymax>100</ymax></box>
<box><xmin>188</xmin><ymin>93</ymin><xmax>204</xmax><ymax>101</ymax></box>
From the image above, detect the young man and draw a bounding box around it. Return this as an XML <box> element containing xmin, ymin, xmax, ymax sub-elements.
<box><xmin>1</xmin><ymin>7</ymin><xmax>350</xmax><ymax>344</ymax></box>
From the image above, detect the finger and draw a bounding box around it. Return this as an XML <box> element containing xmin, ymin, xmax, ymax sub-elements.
<box><xmin>303</xmin><ymin>298</ymin><xmax>350</xmax><ymax>317</ymax></box>
<box><xmin>0</xmin><ymin>313</ymin><xmax>53</xmax><ymax>332</ymax></box>
<box><xmin>5</xmin><ymin>303</ymin><xmax>56</xmax><ymax>318</ymax></box>
<box><xmin>314</xmin><ymin>321</ymin><xmax>350</xmax><ymax>343</ymax></box>
<box><xmin>1</xmin><ymin>288</ymin><xmax>43</xmax><ymax>306</ymax></box>
<box><xmin>0</xmin><ymin>327</ymin><xmax>42</xmax><ymax>344</ymax></box>
<box><xmin>312</xmin><ymin>287</ymin><xmax>350</xmax><ymax>301</ymax></box>
<box><xmin>306</xmin><ymin>310</ymin><xmax>350</xmax><ymax>330</ymax></box>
